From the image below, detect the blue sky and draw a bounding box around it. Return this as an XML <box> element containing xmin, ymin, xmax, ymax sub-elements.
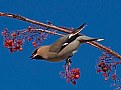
<box><xmin>0</xmin><ymin>0</ymin><xmax>121</xmax><ymax>90</ymax></box>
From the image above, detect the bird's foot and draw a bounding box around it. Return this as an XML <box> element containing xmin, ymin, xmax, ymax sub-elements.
<box><xmin>65</xmin><ymin>57</ymin><xmax>72</xmax><ymax>66</ymax></box>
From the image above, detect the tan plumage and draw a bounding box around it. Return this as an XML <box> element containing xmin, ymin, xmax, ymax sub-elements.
<box><xmin>30</xmin><ymin>23</ymin><xmax>104</xmax><ymax>62</ymax></box>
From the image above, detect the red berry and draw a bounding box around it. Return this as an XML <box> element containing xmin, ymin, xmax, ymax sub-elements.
<box><xmin>112</xmin><ymin>74</ymin><xmax>116</xmax><ymax>80</ymax></box>
<box><xmin>38</xmin><ymin>37</ymin><xmax>41</xmax><ymax>41</ymax></box>
<box><xmin>102</xmin><ymin>66</ymin><xmax>108</xmax><ymax>72</ymax></box>
<box><xmin>19</xmin><ymin>47</ymin><xmax>22</xmax><ymax>51</ymax></box>
<box><xmin>17</xmin><ymin>40</ymin><xmax>22</xmax><ymax>45</ymax></box>
<box><xmin>97</xmin><ymin>69</ymin><xmax>101</xmax><ymax>73</ymax></box>
<box><xmin>103</xmin><ymin>73</ymin><xmax>107</xmax><ymax>77</ymax></box>
<box><xmin>75</xmin><ymin>68</ymin><xmax>80</xmax><ymax>74</ymax></box>
<box><xmin>13</xmin><ymin>47</ymin><xmax>17</xmax><ymax>51</ymax></box>
<box><xmin>75</xmin><ymin>68</ymin><xmax>80</xmax><ymax>72</ymax></box>
<box><xmin>32</xmin><ymin>42</ymin><xmax>37</xmax><ymax>47</ymax></box>
<box><xmin>16</xmin><ymin>44</ymin><xmax>20</xmax><ymax>49</ymax></box>
<box><xmin>9</xmin><ymin>40</ymin><xmax>13</xmax><ymax>43</ymax></box>
<box><xmin>98</xmin><ymin>62</ymin><xmax>105</xmax><ymax>67</ymax></box>
<box><xmin>100</xmin><ymin>56</ymin><xmax>106</xmax><ymax>60</ymax></box>
<box><xmin>33</xmin><ymin>44</ymin><xmax>37</xmax><ymax>47</ymax></box>
<box><xmin>11</xmin><ymin>33</ymin><xmax>17</xmax><ymax>37</ymax></box>
<box><xmin>71</xmin><ymin>68</ymin><xmax>75</xmax><ymax>72</ymax></box>
<box><xmin>74</xmin><ymin>74</ymin><xmax>80</xmax><ymax>79</ymax></box>
<box><xmin>72</xmin><ymin>80</ymin><xmax>76</xmax><ymax>85</ymax></box>
<box><xmin>4</xmin><ymin>42</ymin><xmax>9</xmax><ymax>48</ymax></box>
<box><xmin>32</xmin><ymin>42</ymin><xmax>36</xmax><ymax>44</ymax></box>
<box><xmin>5</xmin><ymin>40</ymin><xmax>14</xmax><ymax>47</ymax></box>
<box><xmin>12</xmin><ymin>43</ymin><xmax>14</xmax><ymax>46</ymax></box>
<box><xmin>28</xmin><ymin>37</ymin><xmax>31</xmax><ymax>41</ymax></box>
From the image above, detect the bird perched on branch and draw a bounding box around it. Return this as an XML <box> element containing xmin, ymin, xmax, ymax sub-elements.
<box><xmin>30</xmin><ymin>23</ymin><xmax>103</xmax><ymax>62</ymax></box>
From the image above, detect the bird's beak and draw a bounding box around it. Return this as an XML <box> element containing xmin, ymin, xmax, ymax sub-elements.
<box><xmin>30</xmin><ymin>55</ymin><xmax>34</xmax><ymax>60</ymax></box>
<box><xmin>30</xmin><ymin>54</ymin><xmax>44</xmax><ymax>60</ymax></box>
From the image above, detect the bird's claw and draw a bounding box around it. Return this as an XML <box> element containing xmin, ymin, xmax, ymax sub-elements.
<box><xmin>65</xmin><ymin>57</ymin><xmax>72</xmax><ymax>66</ymax></box>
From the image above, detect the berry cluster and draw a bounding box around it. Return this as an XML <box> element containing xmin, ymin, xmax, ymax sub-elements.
<box><xmin>1</xmin><ymin>20</ymin><xmax>75</xmax><ymax>53</ymax></box>
<box><xmin>60</xmin><ymin>62</ymin><xmax>80</xmax><ymax>85</ymax></box>
<box><xmin>96</xmin><ymin>51</ymin><xmax>121</xmax><ymax>89</ymax></box>
<box><xmin>1</xmin><ymin>25</ymin><xmax>49</xmax><ymax>52</ymax></box>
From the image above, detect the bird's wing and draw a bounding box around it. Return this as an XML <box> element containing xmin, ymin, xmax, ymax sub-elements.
<box><xmin>49</xmin><ymin>23</ymin><xmax>86</xmax><ymax>53</ymax></box>
<box><xmin>49</xmin><ymin>35</ymin><xmax>69</xmax><ymax>53</ymax></box>
<box><xmin>49</xmin><ymin>35</ymin><xmax>78</xmax><ymax>53</ymax></box>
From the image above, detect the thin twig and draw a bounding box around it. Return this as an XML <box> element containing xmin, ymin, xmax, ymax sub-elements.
<box><xmin>33</xmin><ymin>29</ymin><xmax>65</xmax><ymax>37</ymax></box>
<box><xmin>0</xmin><ymin>12</ymin><xmax>121</xmax><ymax>60</ymax></box>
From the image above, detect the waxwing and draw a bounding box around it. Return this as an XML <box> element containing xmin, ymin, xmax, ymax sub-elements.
<box><xmin>30</xmin><ymin>23</ymin><xmax>103</xmax><ymax>62</ymax></box>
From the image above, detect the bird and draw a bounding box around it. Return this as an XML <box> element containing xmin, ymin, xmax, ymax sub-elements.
<box><xmin>30</xmin><ymin>23</ymin><xmax>103</xmax><ymax>62</ymax></box>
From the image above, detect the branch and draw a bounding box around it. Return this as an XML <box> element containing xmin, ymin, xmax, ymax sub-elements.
<box><xmin>35</xmin><ymin>28</ymin><xmax>65</xmax><ymax>37</ymax></box>
<box><xmin>0</xmin><ymin>12</ymin><xmax>121</xmax><ymax>60</ymax></box>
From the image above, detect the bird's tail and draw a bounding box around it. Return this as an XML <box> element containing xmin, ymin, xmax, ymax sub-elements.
<box><xmin>72</xmin><ymin>22</ymin><xmax>86</xmax><ymax>36</ymax></box>
<box><xmin>78</xmin><ymin>35</ymin><xmax>104</xmax><ymax>42</ymax></box>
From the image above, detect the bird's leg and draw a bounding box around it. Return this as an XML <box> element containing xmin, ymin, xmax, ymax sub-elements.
<box><xmin>64</xmin><ymin>56</ymin><xmax>72</xmax><ymax>72</ymax></box>
<box><xmin>65</xmin><ymin>56</ymin><xmax>72</xmax><ymax>66</ymax></box>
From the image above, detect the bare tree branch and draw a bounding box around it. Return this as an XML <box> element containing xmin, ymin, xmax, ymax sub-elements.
<box><xmin>34</xmin><ymin>29</ymin><xmax>65</xmax><ymax>37</ymax></box>
<box><xmin>0</xmin><ymin>12</ymin><xmax>121</xmax><ymax>60</ymax></box>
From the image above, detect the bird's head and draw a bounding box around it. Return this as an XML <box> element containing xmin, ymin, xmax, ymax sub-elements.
<box><xmin>30</xmin><ymin>48</ymin><xmax>44</xmax><ymax>60</ymax></box>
